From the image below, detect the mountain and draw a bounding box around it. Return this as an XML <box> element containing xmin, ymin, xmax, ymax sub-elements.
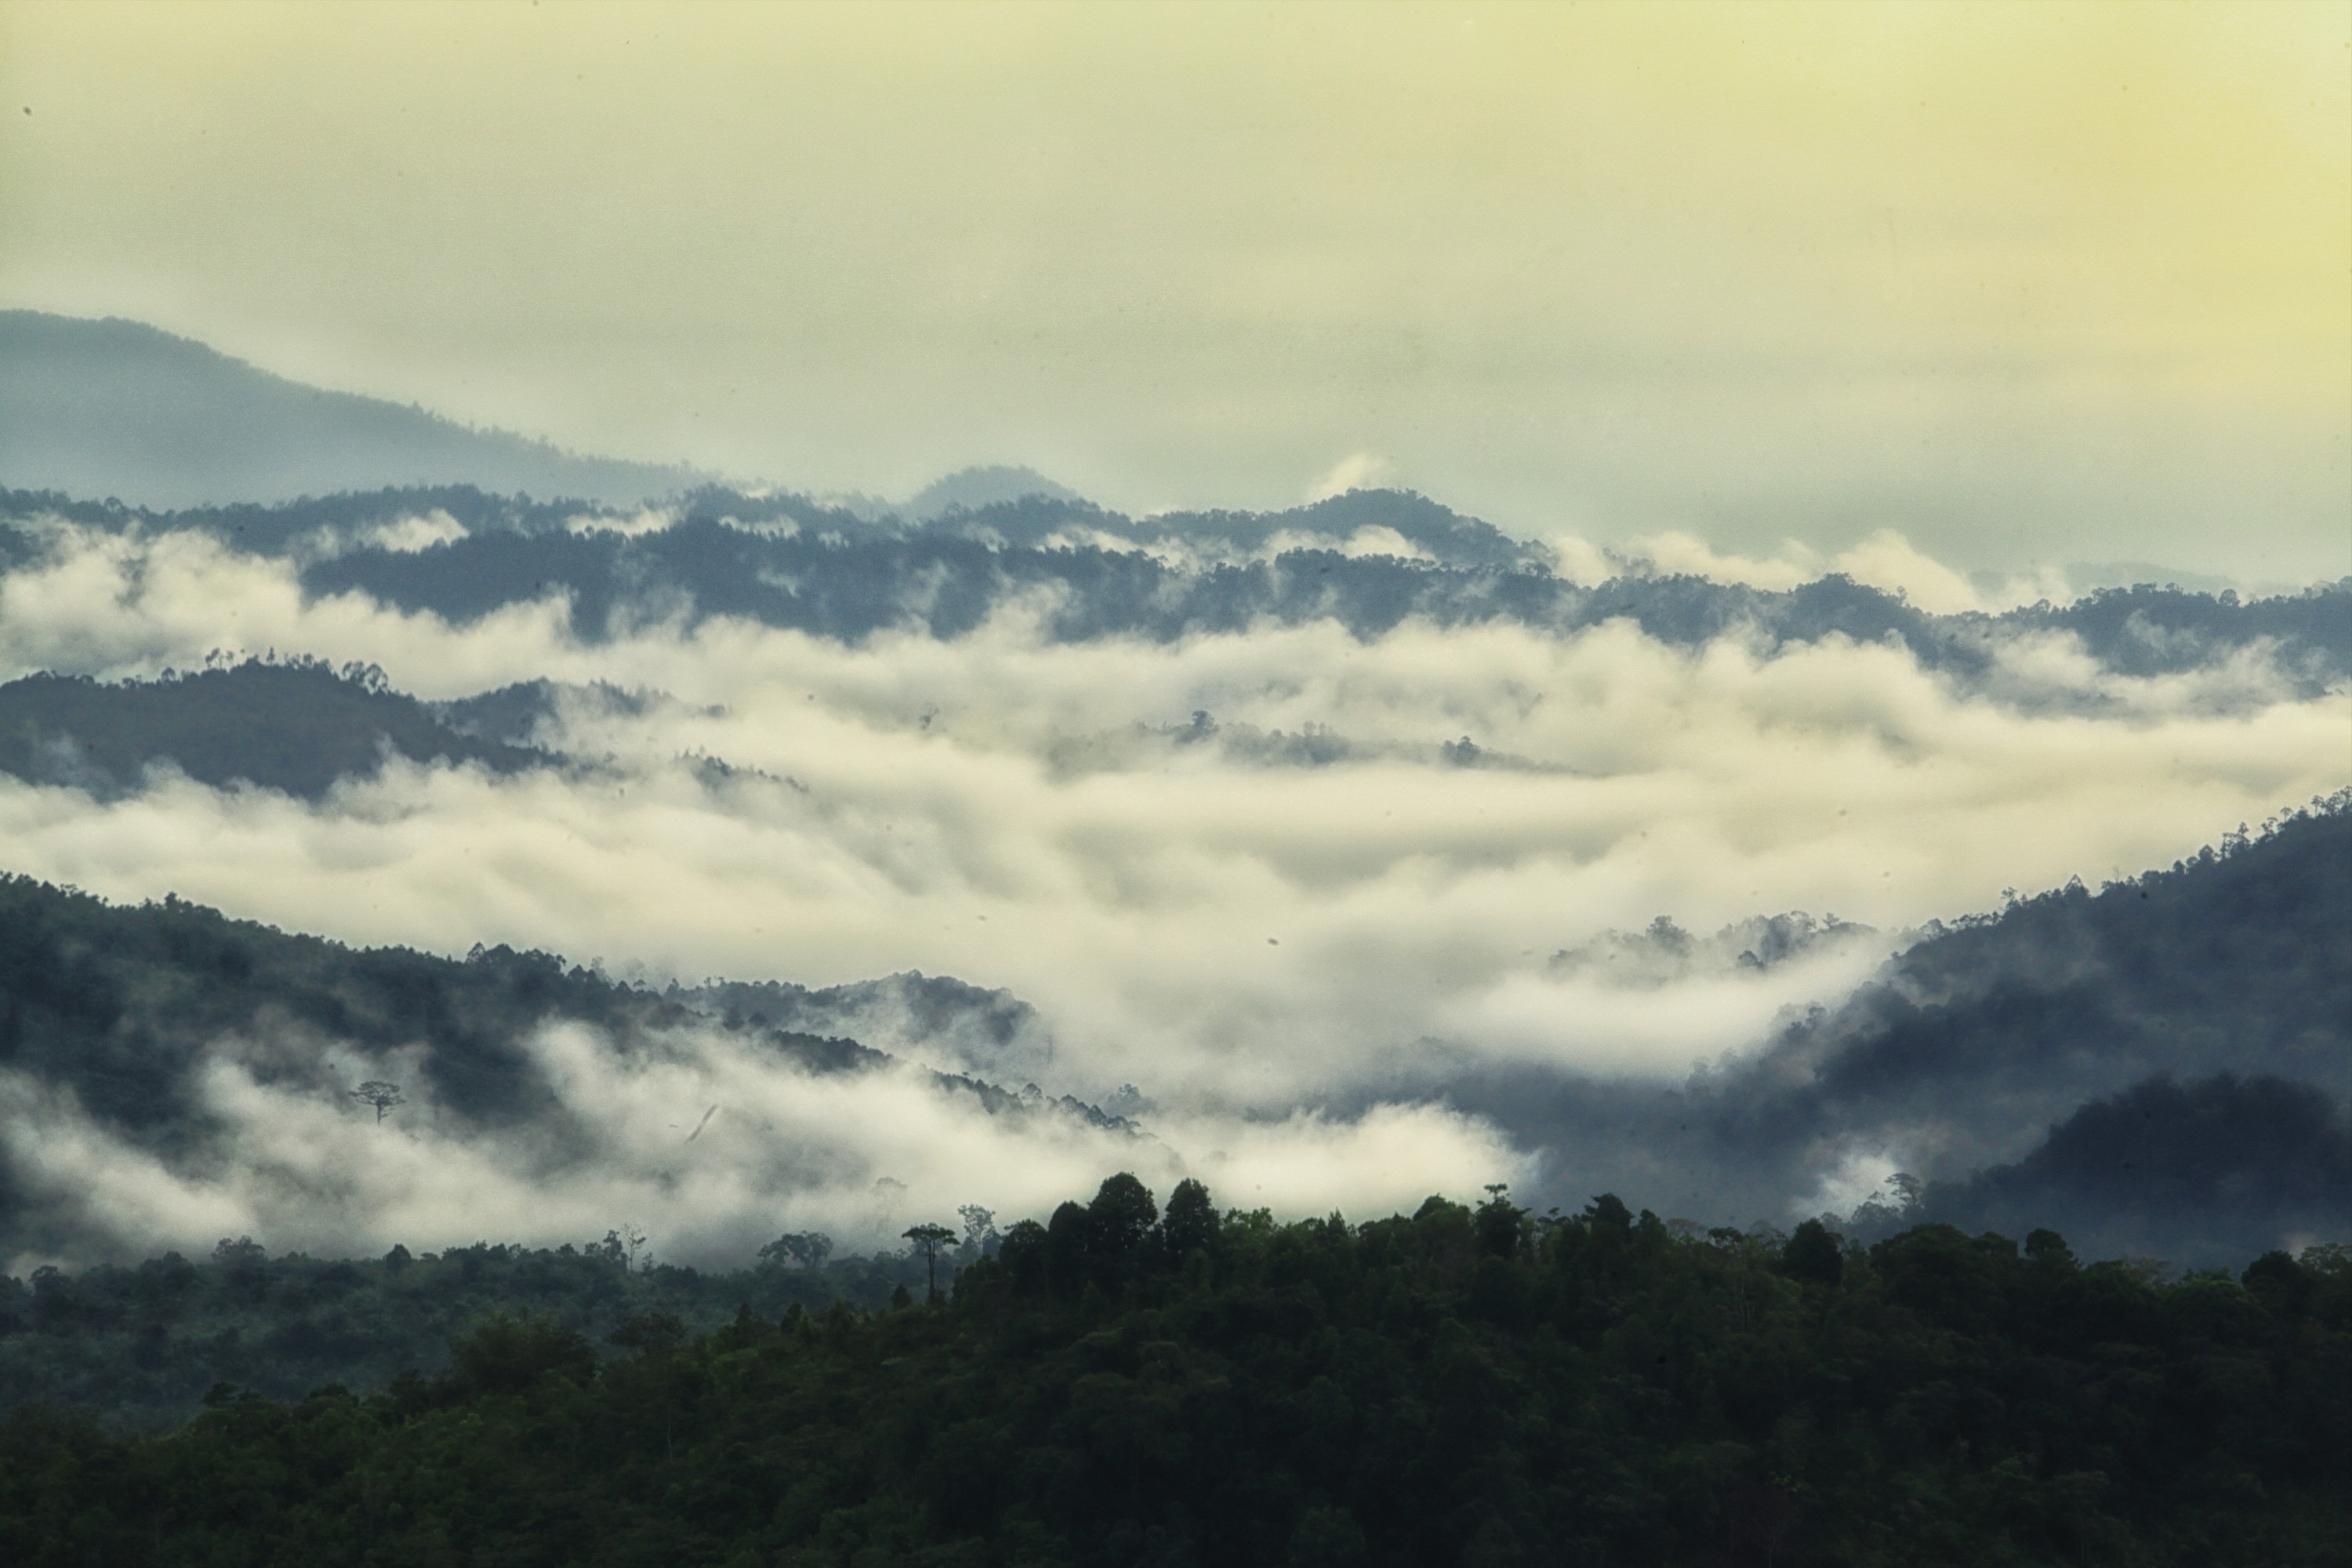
<box><xmin>293</xmin><ymin>501</ymin><xmax>2345</xmax><ymax>689</ymax></box>
<box><xmin>9</xmin><ymin>474</ymin><xmax>2344</xmax><ymax>695</ymax></box>
<box><xmin>899</xmin><ymin>463</ymin><xmax>1084</xmax><ymax>522</ymax></box>
<box><xmin>0</xmin><ymin>479</ymin><xmax>2280</xmax><ymax>684</ymax></box>
<box><xmin>0</xmin><ymin>775</ymin><xmax>2339</xmax><ymax>1269</ymax></box>
<box><xmin>0</xmin><ymin>312</ymin><xmax>701</xmax><ymax>508</ymax></box>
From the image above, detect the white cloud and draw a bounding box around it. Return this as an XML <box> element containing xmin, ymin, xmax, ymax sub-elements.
<box><xmin>566</xmin><ymin>504</ymin><xmax>680</xmax><ymax>539</ymax></box>
<box><xmin>0</xmin><ymin>1018</ymin><xmax>1525</xmax><ymax>1272</ymax></box>
<box><xmin>1613</xmin><ymin>531</ymin><xmax>1820</xmax><ymax>591</ymax></box>
<box><xmin>0</xmin><ymin>519</ymin><xmax>2341</xmax><ymax>1257</ymax></box>
<box><xmin>1305</xmin><ymin>452</ymin><xmax>1394</xmax><ymax>503</ymax></box>
<box><xmin>1830</xmin><ymin>529</ymin><xmax>1985</xmax><ymax>615</ymax></box>
<box><xmin>359</xmin><ymin>509</ymin><xmax>470</xmax><ymax>554</ymax></box>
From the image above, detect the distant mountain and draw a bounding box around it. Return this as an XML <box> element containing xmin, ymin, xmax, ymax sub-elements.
<box><xmin>7</xmin><ymin>477</ymin><xmax>2320</xmax><ymax>688</ymax></box>
<box><xmin>899</xmin><ymin>464</ymin><xmax>1084</xmax><ymax>523</ymax></box>
<box><xmin>274</xmin><ymin>492</ymin><xmax>2343</xmax><ymax>691</ymax></box>
<box><xmin>677</xmin><ymin>971</ymin><xmax>1057</xmax><ymax>1086</ymax></box>
<box><xmin>0</xmin><ymin>312</ymin><xmax>701</xmax><ymax>508</ymax></box>
<box><xmin>10</xmin><ymin>472</ymin><xmax>2341</xmax><ymax>694</ymax></box>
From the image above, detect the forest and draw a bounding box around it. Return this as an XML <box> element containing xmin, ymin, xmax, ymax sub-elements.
<box><xmin>0</xmin><ymin>660</ymin><xmax>548</xmax><ymax>799</ymax></box>
<box><xmin>2</xmin><ymin>1175</ymin><xmax>2347</xmax><ymax>1566</ymax></box>
<box><xmin>0</xmin><ymin>1225</ymin><xmax>946</xmax><ymax>1430</ymax></box>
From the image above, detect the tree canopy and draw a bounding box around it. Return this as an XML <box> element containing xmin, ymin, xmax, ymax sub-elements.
<box><xmin>2</xmin><ymin>1174</ymin><xmax>2345</xmax><ymax>1566</ymax></box>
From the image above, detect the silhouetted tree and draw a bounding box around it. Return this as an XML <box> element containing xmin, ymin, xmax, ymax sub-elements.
<box><xmin>956</xmin><ymin>1204</ymin><xmax>998</xmax><ymax>1263</ymax></box>
<box><xmin>350</xmin><ymin>1080</ymin><xmax>404</xmax><ymax>1123</ymax></box>
<box><xmin>1780</xmin><ymin>1218</ymin><xmax>1844</xmax><ymax>1286</ymax></box>
<box><xmin>903</xmin><ymin>1224</ymin><xmax>955</xmax><ymax>1304</ymax></box>
<box><xmin>1087</xmin><ymin>1173</ymin><xmax>1157</xmax><ymax>1258</ymax></box>
<box><xmin>759</xmin><ymin>1232</ymin><xmax>834</xmax><ymax>1271</ymax></box>
<box><xmin>1161</xmin><ymin>1178</ymin><xmax>1220</xmax><ymax>1258</ymax></box>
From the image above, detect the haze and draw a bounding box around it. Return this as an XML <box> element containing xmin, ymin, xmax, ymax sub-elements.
<box><xmin>4</xmin><ymin>0</ymin><xmax>2347</xmax><ymax>579</ymax></box>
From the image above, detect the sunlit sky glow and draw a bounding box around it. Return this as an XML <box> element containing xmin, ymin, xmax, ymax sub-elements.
<box><xmin>3</xmin><ymin>1</ymin><xmax>2347</xmax><ymax>572</ymax></box>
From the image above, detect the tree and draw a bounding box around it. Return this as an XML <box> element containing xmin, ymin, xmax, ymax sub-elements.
<box><xmin>1044</xmin><ymin>1202</ymin><xmax>1090</xmax><ymax>1296</ymax></box>
<box><xmin>760</xmin><ymin>1232</ymin><xmax>833</xmax><ymax>1271</ymax></box>
<box><xmin>1476</xmin><ymin>1183</ymin><xmax>1525</xmax><ymax>1259</ymax></box>
<box><xmin>350</xmin><ymin>1080</ymin><xmax>404</xmax><ymax>1123</ymax></box>
<box><xmin>903</xmin><ymin>1225</ymin><xmax>955</xmax><ymax>1304</ymax></box>
<box><xmin>447</xmin><ymin>1313</ymin><xmax>597</xmax><ymax>1397</ymax></box>
<box><xmin>1162</xmin><ymin>1178</ymin><xmax>1220</xmax><ymax>1258</ymax></box>
<box><xmin>592</xmin><ymin>1225</ymin><xmax>648</xmax><ymax>1271</ymax></box>
<box><xmin>1087</xmin><ymin>1174</ymin><xmax>1157</xmax><ymax>1257</ymax></box>
<box><xmin>956</xmin><ymin>1204</ymin><xmax>998</xmax><ymax>1262</ymax></box>
<box><xmin>1781</xmin><ymin>1218</ymin><xmax>1845</xmax><ymax>1286</ymax></box>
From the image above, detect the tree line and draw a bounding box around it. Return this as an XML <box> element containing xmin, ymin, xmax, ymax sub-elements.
<box><xmin>2</xmin><ymin>1174</ymin><xmax>2345</xmax><ymax>1566</ymax></box>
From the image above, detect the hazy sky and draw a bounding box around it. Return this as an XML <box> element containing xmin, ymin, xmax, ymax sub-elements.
<box><xmin>2</xmin><ymin>1</ymin><xmax>2347</xmax><ymax>577</ymax></box>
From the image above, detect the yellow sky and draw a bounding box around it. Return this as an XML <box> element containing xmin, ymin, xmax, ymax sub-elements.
<box><xmin>2</xmin><ymin>0</ymin><xmax>2347</xmax><ymax>575</ymax></box>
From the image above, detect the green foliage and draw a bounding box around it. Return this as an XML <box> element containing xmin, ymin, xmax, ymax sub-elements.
<box><xmin>0</xmin><ymin>659</ymin><xmax>549</xmax><ymax>800</ymax></box>
<box><xmin>0</xmin><ymin>1236</ymin><xmax>934</xmax><ymax>1428</ymax></box>
<box><xmin>1</xmin><ymin>1178</ymin><xmax>2346</xmax><ymax>1566</ymax></box>
<box><xmin>1780</xmin><ymin>1218</ymin><xmax>1844</xmax><ymax>1287</ymax></box>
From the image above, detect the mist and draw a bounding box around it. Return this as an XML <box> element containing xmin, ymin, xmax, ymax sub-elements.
<box><xmin>0</xmin><ymin>1011</ymin><xmax>1519</xmax><ymax>1275</ymax></box>
<box><xmin>0</xmin><ymin>506</ymin><xmax>2341</xmax><ymax>1267</ymax></box>
<box><xmin>0</xmin><ymin>521</ymin><xmax>2339</xmax><ymax>1109</ymax></box>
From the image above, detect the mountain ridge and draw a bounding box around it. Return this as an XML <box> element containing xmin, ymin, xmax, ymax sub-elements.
<box><xmin>0</xmin><ymin>311</ymin><xmax>705</xmax><ymax>508</ymax></box>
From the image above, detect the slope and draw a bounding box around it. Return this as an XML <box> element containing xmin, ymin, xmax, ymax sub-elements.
<box><xmin>0</xmin><ymin>312</ymin><xmax>699</xmax><ymax>508</ymax></box>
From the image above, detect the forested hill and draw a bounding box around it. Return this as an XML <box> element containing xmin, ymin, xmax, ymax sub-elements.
<box><xmin>1441</xmin><ymin>799</ymin><xmax>2352</xmax><ymax>1265</ymax></box>
<box><xmin>287</xmin><ymin>506</ymin><xmax>2352</xmax><ymax>689</ymax></box>
<box><xmin>2</xmin><ymin>1175</ymin><xmax>2347</xmax><ymax>1566</ymax></box>
<box><xmin>0</xmin><ymin>661</ymin><xmax>551</xmax><ymax>799</ymax></box>
<box><xmin>0</xmin><ymin>871</ymin><xmax>1130</xmax><ymax>1265</ymax></box>
<box><xmin>0</xmin><ymin>312</ymin><xmax>700</xmax><ymax>509</ymax></box>
<box><xmin>5</xmin><ymin>482</ymin><xmax>2343</xmax><ymax>694</ymax></box>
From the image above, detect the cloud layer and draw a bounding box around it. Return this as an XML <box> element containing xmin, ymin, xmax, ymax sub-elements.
<box><xmin>0</xmin><ymin>1014</ymin><xmax>1521</xmax><ymax>1274</ymax></box>
<box><xmin>0</xmin><ymin>517</ymin><xmax>2342</xmax><ymax>1259</ymax></box>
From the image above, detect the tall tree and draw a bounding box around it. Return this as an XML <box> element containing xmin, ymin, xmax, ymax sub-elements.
<box><xmin>902</xmin><ymin>1223</ymin><xmax>956</xmax><ymax>1304</ymax></box>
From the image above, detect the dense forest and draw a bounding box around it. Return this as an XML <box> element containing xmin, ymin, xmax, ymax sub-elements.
<box><xmin>2</xmin><ymin>1175</ymin><xmax>2347</xmax><ymax>1566</ymax></box>
<box><xmin>0</xmin><ymin>661</ymin><xmax>550</xmax><ymax>799</ymax></box>
<box><xmin>0</xmin><ymin>1228</ymin><xmax>953</xmax><ymax>1430</ymax></box>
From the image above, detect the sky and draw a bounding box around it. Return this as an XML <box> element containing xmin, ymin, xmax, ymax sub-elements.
<box><xmin>3</xmin><ymin>0</ymin><xmax>2347</xmax><ymax>580</ymax></box>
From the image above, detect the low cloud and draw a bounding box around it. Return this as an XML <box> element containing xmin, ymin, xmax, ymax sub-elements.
<box><xmin>0</xmin><ymin>518</ymin><xmax>2342</xmax><ymax>1253</ymax></box>
<box><xmin>1305</xmin><ymin>452</ymin><xmax>1394</xmax><ymax>504</ymax></box>
<box><xmin>1567</xmin><ymin>528</ymin><xmax>2088</xmax><ymax>613</ymax></box>
<box><xmin>0</xmin><ymin>1017</ymin><xmax>1523</xmax><ymax>1273</ymax></box>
